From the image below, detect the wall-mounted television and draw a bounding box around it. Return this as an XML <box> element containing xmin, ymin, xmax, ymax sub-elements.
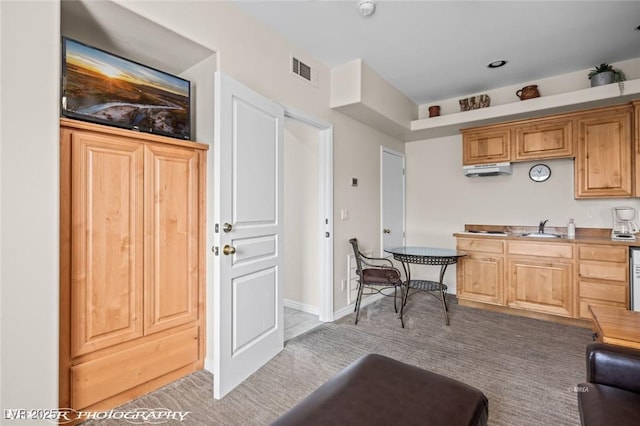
<box><xmin>61</xmin><ymin>37</ymin><xmax>191</xmax><ymax>140</ymax></box>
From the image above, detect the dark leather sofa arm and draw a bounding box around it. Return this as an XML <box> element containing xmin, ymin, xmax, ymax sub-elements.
<box><xmin>586</xmin><ymin>342</ymin><xmax>640</xmax><ymax>393</ymax></box>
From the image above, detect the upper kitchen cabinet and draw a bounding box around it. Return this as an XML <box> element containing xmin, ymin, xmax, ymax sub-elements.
<box><xmin>462</xmin><ymin>114</ymin><xmax>575</xmax><ymax>165</ymax></box>
<box><xmin>513</xmin><ymin>116</ymin><xmax>573</xmax><ymax>161</ymax></box>
<box><xmin>461</xmin><ymin>126</ymin><xmax>511</xmax><ymax>165</ymax></box>
<box><xmin>574</xmin><ymin>104</ymin><xmax>633</xmax><ymax>198</ymax></box>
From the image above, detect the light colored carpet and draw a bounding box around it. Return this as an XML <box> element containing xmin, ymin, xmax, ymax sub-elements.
<box><xmin>86</xmin><ymin>294</ymin><xmax>592</xmax><ymax>425</ymax></box>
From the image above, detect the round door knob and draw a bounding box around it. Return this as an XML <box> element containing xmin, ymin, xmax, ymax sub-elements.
<box><xmin>383</xmin><ymin>229</ymin><xmax>391</xmax><ymax>234</ymax></box>
<box><xmin>223</xmin><ymin>245</ymin><xmax>236</xmax><ymax>255</ymax></box>
<box><xmin>222</xmin><ymin>222</ymin><xmax>233</xmax><ymax>233</ymax></box>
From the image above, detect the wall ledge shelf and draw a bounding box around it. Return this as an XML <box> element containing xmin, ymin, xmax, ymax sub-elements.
<box><xmin>406</xmin><ymin>78</ymin><xmax>640</xmax><ymax>141</ymax></box>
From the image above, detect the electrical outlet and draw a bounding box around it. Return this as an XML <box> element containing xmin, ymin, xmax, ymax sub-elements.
<box><xmin>586</xmin><ymin>210</ymin><xmax>595</xmax><ymax>220</ymax></box>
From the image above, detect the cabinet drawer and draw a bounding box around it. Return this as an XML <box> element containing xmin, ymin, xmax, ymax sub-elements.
<box><xmin>578</xmin><ymin>262</ymin><xmax>628</xmax><ymax>282</ymax></box>
<box><xmin>579</xmin><ymin>299</ymin><xmax>628</xmax><ymax>319</ymax></box>
<box><xmin>507</xmin><ymin>241</ymin><xmax>573</xmax><ymax>259</ymax></box>
<box><xmin>70</xmin><ymin>326</ymin><xmax>199</xmax><ymax>409</ymax></box>
<box><xmin>578</xmin><ymin>245</ymin><xmax>627</xmax><ymax>263</ymax></box>
<box><xmin>579</xmin><ymin>281</ymin><xmax>628</xmax><ymax>303</ymax></box>
<box><xmin>457</xmin><ymin>238</ymin><xmax>504</xmax><ymax>254</ymax></box>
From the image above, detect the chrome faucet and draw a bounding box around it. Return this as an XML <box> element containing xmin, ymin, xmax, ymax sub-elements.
<box><xmin>539</xmin><ymin>219</ymin><xmax>548</xmax><ymax>234</ymax></box>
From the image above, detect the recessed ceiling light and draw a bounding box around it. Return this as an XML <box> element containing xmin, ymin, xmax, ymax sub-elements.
<box><xmin>487</xmin><ymin>60</ymin><xmax>508</xmax><ymax>69</ymax></box>
<box><xmin>358</xmin><ymin>0</ymin><xmax>376</xmax><ymax>17</ymax></box>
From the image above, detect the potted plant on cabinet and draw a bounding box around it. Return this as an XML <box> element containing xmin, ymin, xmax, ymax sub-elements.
<box><xmin>588</xmin><ymin>63</ymin><xmax>626</xmax><ymax>92</ymax></box>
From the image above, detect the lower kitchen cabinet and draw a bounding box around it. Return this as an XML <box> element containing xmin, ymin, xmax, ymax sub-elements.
<box><xmin>452</xmin><ymin>236</ymin><xmax>633</xmax><ymax>323</ymax></box>
<box><xmin>507</xmin><ymin>257</ymin><xmax>574</xmax><ymax>317</ymax></box>
<box><xmin>456</xmin><ymin>238</ymin><xmax>505</xmax><ymax>305</ymax></box>
<box><xmin>506</xmin><ymin>240</ymin><xmax>574</xmax><ymax>317</ymax></box>
<box><xmin>576</xmin><ymin>244</ymin><xmax>629</xmax><ymax>319</ymax></box>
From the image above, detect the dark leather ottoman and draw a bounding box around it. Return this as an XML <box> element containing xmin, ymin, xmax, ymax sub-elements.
<box><xmin>272</xmin><ymin>353</ymin><xmax>488</xmax><ymax>426</ymax></box>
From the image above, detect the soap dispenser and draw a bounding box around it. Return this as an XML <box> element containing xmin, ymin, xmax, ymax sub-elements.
<box><xmin>567</xmin><ymin>218</ymin><xmax>576</xmax><ymax>239</ymax></box>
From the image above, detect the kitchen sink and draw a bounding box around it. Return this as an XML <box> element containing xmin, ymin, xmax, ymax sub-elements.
<box><xmin>520</xmin><ymin>232</ymin><xmax>562</xmax><ymax>238</ymax></box>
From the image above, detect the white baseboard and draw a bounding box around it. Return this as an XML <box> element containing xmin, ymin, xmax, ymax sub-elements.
<box><xmin>204</xmin><ymin>358</ymin><xmax>215</xmax><ymax>374</ymax></box>
<box><xmin>333</xmin><ymin>293</ymin><xmax>385</xmax><ymax>320</ymax></box>
<box><xmin>284</xmin><ymin>299</ymin><xmax>320</xmax><ymax>316</ymax></box>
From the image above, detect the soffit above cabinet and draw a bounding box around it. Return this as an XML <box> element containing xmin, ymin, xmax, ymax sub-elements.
<box><xmin>331</xmin><ymin>59</ymin><xmax>640</xmax><ymax>142</ymax></box>
<box><xmin>60</xmin><ymin>0</ymin><xmax>215</xmax><ymax>75</ymax></box>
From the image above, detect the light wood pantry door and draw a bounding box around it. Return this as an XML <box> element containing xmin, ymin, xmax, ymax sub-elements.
<box><xmin>71</xmin><ymin>129</ymin><xmax>145</xmax><ymax>356</ymax></box>
<box><xmin>575</xmin><ymin>105</ymin><xmax>633</xmax><ymax>198</ymax></box>
<box><xmin>213</xmin><ymin>72</ymin><xmax>285</xmax><ymax>399</ymax></box>
<box><xmin>144</xmin><ymin>143</ymin><xmax>202</xmax><ymax>335</ymax></box>
<box><xmin>60</xmin><ymin>118</ymin><xmax>207</xmax><ymax>413</ymax></box>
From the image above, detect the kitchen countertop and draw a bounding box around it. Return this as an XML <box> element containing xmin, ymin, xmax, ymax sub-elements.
<box><xmin>454</xmin><ymin>225</ymin><xmax>640</xmax><ymax>246</ymax></box>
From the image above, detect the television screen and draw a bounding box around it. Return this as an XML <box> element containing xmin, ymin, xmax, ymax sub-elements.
<box><xmin>61</xmin><ymin>37</ymin><xmax>191</xmax><ymax>140</ymax></box>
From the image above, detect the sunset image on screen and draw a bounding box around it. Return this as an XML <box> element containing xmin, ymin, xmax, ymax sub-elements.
<box><xmin>63</xmin><ymin>38</ymin><xmax>190</xmax><ymax>139</ymax></box>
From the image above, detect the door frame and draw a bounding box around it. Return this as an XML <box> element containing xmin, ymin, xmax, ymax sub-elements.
<box><xmin>380</xmin><ymin>147</ymin><xmax>406</xmax><ymax>255</ymax></box>
<box><xmin>284</xmin><ymin>107</ymin><xmax>334</xmax><ymax>322</ymax></box>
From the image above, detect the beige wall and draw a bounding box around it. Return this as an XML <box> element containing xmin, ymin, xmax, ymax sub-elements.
<box><xmin>284</xmin><ymin>119</ymin><xmax>321</xmax><ymax>311</ymax></box>
<box><xmin>0</xmin><ymin>0</ymin><xmax>405</xmax><ymax>409</ymax></box>
<box><xmin>1</xmin><ymin>0</ymin><xmax>61</xmax><ymax>412</ymax></box>
<box><xmin>405</xmin><ymin>134</ymin><xmax>640</xmax><ymax>292</ymax></box>
<box><xmin>118</xmin><ymin>1</ymin><xmax>406</xmax><ymax>313</ymax></box>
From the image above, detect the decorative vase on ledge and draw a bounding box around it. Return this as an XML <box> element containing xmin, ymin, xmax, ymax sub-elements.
<box><xmin>590</xmin><ymin>71</ymin><xmax>615</xmax><ymax>87</ymax></box>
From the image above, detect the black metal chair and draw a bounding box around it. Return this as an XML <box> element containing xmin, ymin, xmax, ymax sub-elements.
<box><xmin>349</xmin><ymin>238</ymin><xmax>404</xmax><ymax>325</ymax></box>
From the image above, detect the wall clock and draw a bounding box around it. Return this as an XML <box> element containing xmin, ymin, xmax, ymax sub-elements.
<box><xmin>529</xmin><ymin>164</ymin><xmax>551</xmax><ymax>182</ymax></box>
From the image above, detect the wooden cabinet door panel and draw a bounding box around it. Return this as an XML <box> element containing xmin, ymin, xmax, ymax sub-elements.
<box><xmin>507</xmin><ymin>258</ymin><xmax>573</xmax><ymax>317</ymax></box>
<box><xmin>514</xmin><ymin>118</ymin><xmax>573</xmax><ymax>161</ymax></box>
<box><xmin>462</xmin><ymin>128</ymin><xmax>511</xmax><ymax>165</ymax></box>
<box><xmin>144</xmin><ymin>144</ymin><xmax>200</xmax><ymax>335</ymax></box>
<box><xmin>71</xmin><ymin>131</ymin><xmax>144</xmax><ymax>356</ymax></box>
<box><xmin>457</xmin><ymin>255</ymin><xmax>504</xmax><ymax>305</ymax></box>
<box><xmin>575</xmin><ymin>108</ymin><xmax>632</xmax><ymax>198</ymax></box>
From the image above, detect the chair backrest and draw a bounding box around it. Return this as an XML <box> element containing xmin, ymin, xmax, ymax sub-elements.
<box><xmin>349</xmin><ymin>238</ymin><xmax>363</xmax><ymax>276</ymax></box>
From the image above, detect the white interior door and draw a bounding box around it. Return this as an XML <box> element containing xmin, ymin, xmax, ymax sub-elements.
<box><xmin>381</xmin><ymin>148</ymin><xmax>405</xmax><ymax>252</ymax></box>
<box><xmin>213</xmin><ymin>72</ymin><xmax>284</xmax><ymax>399</ymax></box>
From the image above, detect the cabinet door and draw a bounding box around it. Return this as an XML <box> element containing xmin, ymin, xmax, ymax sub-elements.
<box><xmin>457</xmin><ymin>254</ymin><xmax>504</xmax><ymax>305</ymax></box>
<box><xmin>71</xmin><ymin>131</ymin><xmax>145</xmax><ymax>356</ymax></box>
<box><xmin>144</xmin><ymin>144</ymin><xmax>201</xmax><ymax>335</ymax></box>
<box><xmin>507</xmin><ymin>258</ymin><xmax>573</xmax><ymax>317</ymax></box>
<box><xmin>575</xmin><ymin>107</ymin><xmax>632</xmax><ymax>198</ymax></box>
<box><xmin>462</xmin><ymin>127</ymin><xmax>511</xmax><ymax>165</ymax></box>
<box><xmin>513</xmin><ymin>117</ymin><xmax>573</xmax><ymax>161</ymax></box>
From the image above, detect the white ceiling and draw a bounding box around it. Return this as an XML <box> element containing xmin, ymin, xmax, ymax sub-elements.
<box><xmin>233</xmin><ymin>0</ymin><xmax>640</xmax><ymax>105</ymax></box>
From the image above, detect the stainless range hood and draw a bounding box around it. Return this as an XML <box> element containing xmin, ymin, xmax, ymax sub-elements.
<box><xmin>463</xmin><ymin>162</ymin><xmax>512</xmax><ymax>177</ymax></box>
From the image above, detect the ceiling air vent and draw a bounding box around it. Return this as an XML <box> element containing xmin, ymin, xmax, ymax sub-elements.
<box><xmin>291</xmin><ymin>54</ymin><xmax>318</xmax><ymax>87</ymax></box>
